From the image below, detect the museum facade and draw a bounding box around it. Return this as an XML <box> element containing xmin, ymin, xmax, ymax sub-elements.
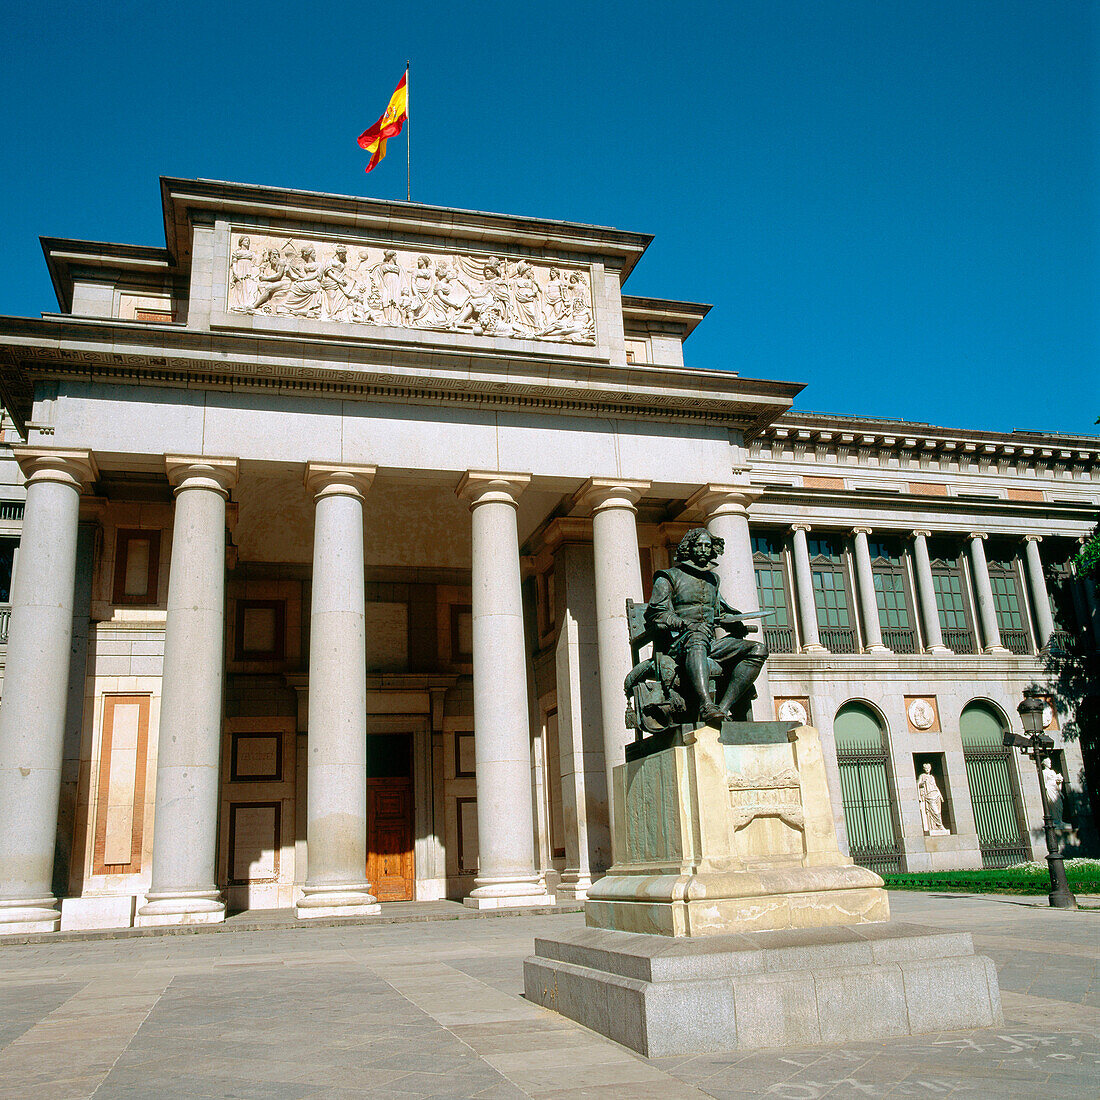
<box><xmin>0</xmin><ymin>177</ymin><xmax>1095</xmax><ymax>933</ymax></box>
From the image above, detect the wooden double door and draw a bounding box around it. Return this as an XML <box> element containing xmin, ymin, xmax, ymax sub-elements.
<box><xmin>366</xmin><ymin>779</ymin><xmax>413</xmax><ymax>901</ymax></box>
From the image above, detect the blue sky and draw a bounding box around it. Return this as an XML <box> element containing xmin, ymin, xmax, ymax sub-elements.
<box><xmin>1</xmin><ymin>1</ymin><xmax>1095</xmax><ymax>435</ymax></box>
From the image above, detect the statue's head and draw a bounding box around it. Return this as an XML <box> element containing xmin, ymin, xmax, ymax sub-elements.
<box><xmin>1042</xmin><ymin>757</ymin><xmax>1052</xmax><ymax>769</ymax></box>
<box><xmin>676</xmin><ymin>528</ymin><xmax>724</xmax><ymax>568</ymax></box>
<box><xmin>922</xmin><ymin>762</ymin><xmax>932</xmax><ymax>773</ymax></box>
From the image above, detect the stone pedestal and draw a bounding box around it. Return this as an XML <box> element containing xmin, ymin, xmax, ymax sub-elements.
<box><xmin>587</xmin><ymin>723</ymin><xmax>888</xmax><ymax>936</ymax></box>
<box><xmin>525</xmin><ymin>922</ymin><xmax>1002</xmax><ymax>1058</ymax></box>
<box><xmin>526</xmin><ymin>722</ymin><xmax>1002</xmax><ymax>1054</ymax></box>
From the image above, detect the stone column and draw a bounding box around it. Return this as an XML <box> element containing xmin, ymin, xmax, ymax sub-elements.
<box><xmin>137</xmin><ymin>457</ymin><xmax>237</xmax><ymax>928</ymax></box>
<box><xmin>457</xmin><ymin>472</ymin><xmax>548</xmax><ymax>908</ymax></box>
<box><xmin>0</xmin><ymin>448</ymin><xmax>96</xmax><ymax>934</ymax></box>
<box><xmin>1023</xmin><ymin>536</ymin><xmax>1057</xmax><ymax>651</ymax></box>
<box><xmin>579</xmin><ymin>478</ymin><xmax>650</xmax><ymax>813</ymax></box>
<box><xmin>296</xmin><ymin>464</ymin><xmax>380</xmax><ymax>919</ymax></box>
<box><xmin>851</xmin><ymin>527</ymin><xmax>889</xmax><ymax>654</ymax></box>
<box><xmin>911</xmin><ymin>532</ymin><xmax>950</xmax><ymax>654</ymax></box>
<box><xmin>686</xmin><ymin>484</ymin><xmax>774</xmax><ymax>719</ymax></box>
<box><xmin>790</xmin><ymin>524</ymin><xmax>826</xmax><ymax>653</ymax></box>
<box><xmin>968</xmin><ymin>533</ymin><xmax>1008</xmax><ymax>654</ymax></box>
<box><xmin>553</xmin><ymin>541</ymin><xmax>610</xmax><ymax>898</ymax></box>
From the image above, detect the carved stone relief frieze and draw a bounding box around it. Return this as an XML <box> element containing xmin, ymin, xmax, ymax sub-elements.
<box><xmin>226</xmin><ymin>232</ymin><xmax>596</xmax><ymax>345</ymax></box>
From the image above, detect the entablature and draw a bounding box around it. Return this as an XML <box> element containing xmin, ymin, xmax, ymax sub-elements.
<box><xmin>0</xmin><ymin>314</ymin><xmax>801</xmax><ymax>438</ymax></box>
<box><xmin>754</xmin><ymin>413</ymin><xmax>1100</xmax><ymax>483</ymax></box>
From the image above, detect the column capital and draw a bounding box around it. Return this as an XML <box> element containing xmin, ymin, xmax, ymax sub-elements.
<box><xmin>576</xmin><ymin>477</ymin><xmax>650</xmax><ymax>515</ymax></box>
<box><xmin>13</xmin><ymin>446</ymin><xmax>98</xmax><ymax>489</ymax></box>
<box><xmin>457</xmin><ymin>471</ymin><xmax>531</xmax><ymax>508</ymax></box>
<box><xmin>969</xmin><ymin>531</ymin><xmax>988</xmax><ymax>541</ymax></box>
<box><xmin>912</xmin><ymin>530</ymin><xmax>932</xmax><ymax>539</ymax></box>
<box><xmin>304</xmin><ymin>462</ymin><xmax>376</xmax><ymax>501</ymax></box>
<box><xmin>166</xmin><ymin>455</ymin><xmax>238</xmax><ymax>497</ymax></box>
<box><xmin>684</xmin><ymin>483</ymin><xmax>762</xmax><ymax>518</ymax></box>
<box><xmin>791</xmin><ymin>522</ymin><xmax>812</xmax><ymax>534</ymax></box>
<box><xmin>1024</xmin><ymin>534</ymin><xmax>1042</xmax><ymax>544</ymax></box>
<box><xmin>851</xmin><ymin>526</ymin><xmax>874</xmax><ymax>537</ymax></box>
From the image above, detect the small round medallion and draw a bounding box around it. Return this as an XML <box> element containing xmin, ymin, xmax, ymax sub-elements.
<box><xmin>778</xmin><ymin>699</ymin><xmax>808</xmax><ymax>725</ymax></box>
<box><xmin>1042</xmin><ymin>703</ymin><xmax>1054</xmax><ymax>730</ymax></box>
<box><xmin>907</xmin><ymin>699</ymin><xmax>935</xmax><ymax>730</ymax></box>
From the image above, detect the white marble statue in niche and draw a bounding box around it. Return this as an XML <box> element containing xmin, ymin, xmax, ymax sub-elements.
<box><xmin>917</xmin><ymin>763</ymin><xmax>949</xmax><ymax>836</ymax></box>
<box><xmin>226</xmin><ymin>233</ymin><xmax>596</xmax><ymax>345</ymax></box>
<box><xmin>1042</xmin><ymin>757</ymin><xmax>1066</xmax><ymax>827</ymax></box>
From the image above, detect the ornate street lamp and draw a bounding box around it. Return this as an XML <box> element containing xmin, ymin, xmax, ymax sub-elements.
<box><xmin>1003</xmin><ymin>688</ymin><xmax>1077</xmax><ymax>909</ymax></box>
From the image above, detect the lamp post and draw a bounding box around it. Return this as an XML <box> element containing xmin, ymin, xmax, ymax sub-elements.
<box><xmin>1003</xmin><ymin>688</ymin><xmax>1077</xmax><ymax>909</ymax></box>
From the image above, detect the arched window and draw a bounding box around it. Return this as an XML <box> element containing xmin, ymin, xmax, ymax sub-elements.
<box><xmin>960</xmin><ymin>701</ymin><xmax>1028</xmax><ymax>867</ymax></box>
<box><xmin>833</xmin><ymin>702</ymin><xmax>901</xmax><ymax>873</ymax></box>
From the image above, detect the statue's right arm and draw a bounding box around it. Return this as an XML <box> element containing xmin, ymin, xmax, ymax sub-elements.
<box><xmin>645</xmin><ymin>576</ymin><xmax>685</xmax><ymax>631</ymax></box>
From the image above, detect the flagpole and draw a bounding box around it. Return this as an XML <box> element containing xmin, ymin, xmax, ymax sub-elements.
<box><xmin>405</xmin><ymin>60</ymin><xmax>411</xmax><ymax>202</ymax></box>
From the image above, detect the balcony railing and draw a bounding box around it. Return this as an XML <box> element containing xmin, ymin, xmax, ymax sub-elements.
<box><xmin>881</xmin><ymin>627</ymin><xmax>917</xmax><ymax>654</ymax></box>
<box><xmin>763</xmin><ymin>625</ymin><xmax>795</xmax><ymax>654</ymax></box>
<box><xmin>942</xmin><ymin>627</ymin><xmax>975</xmax><ymax>654</ymax></box>
<box><xmin>1000</xmin><ymin>628</ymin><xmax>1032</xmax><ymax>656</ymax></box>
<box><xmin>819</xmin><ymin>625</ymin><xmax>857</xmax><ymax>654</ymax></box>
<box><xmin>1047</xmin><ymin>629</ymin><xmax>1072</xmax><ymax>653</ymax></box>
<box><xmin>0</xmin><ymin>604</ymin><xmax>9</xmax><ymax>644</ymax></box>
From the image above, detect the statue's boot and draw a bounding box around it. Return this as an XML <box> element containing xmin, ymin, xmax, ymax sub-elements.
<box><xmin>718</xmin><ymin>654</ymin><xmax>767</xmax><ymax>715</ymax></box>
<box><xmin>699</xmin><ymin>702</ymin><xmax>728</xmax><ymax>728</ymax></box>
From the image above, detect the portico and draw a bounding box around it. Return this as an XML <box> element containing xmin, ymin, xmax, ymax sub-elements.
<box><xmin>0</xmin><ymin>178</ymin><xmax>799</xmax><ymax>932</ymax></box>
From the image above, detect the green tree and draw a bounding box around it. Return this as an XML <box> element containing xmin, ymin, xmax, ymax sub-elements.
<box><xmin>1045</xmin><ymin>511</ymin><xmax>1100</xmax><ymax>836</ymax></box>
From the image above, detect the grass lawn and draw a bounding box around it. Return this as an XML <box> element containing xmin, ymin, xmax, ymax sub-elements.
<box><xmin>880</xmin><ymin>858</ymin><xmax>1100</xmax><ymax>895</ymax></box>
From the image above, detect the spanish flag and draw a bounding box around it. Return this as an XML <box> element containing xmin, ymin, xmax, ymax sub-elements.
<box><xmin>357</xmin><ymin>71</ymin><xmax>408</xmax><ymax>173</ymax></box>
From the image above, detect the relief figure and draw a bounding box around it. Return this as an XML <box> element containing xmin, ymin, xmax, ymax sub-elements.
<box><xmin>250</xmin><ymin>249</ymin><xmax>291</xmax><ymax>313</ymax></box>
<box><xmin>320</xmin><ymin>244</ymin><xmax>357</xmax><ymax>321</ymax></box>
<box><xmin>228</xmin><ymin>236</ymin><xmax>257</xmax><ymax>311</ymax></box>
<box><xmin>280</xmin><ymin>245</ymin><xmax>323</xmax><ymax>317</ymax></box>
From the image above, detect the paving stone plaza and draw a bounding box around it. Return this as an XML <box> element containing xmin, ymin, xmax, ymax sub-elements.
<box><xmin>0</xmin><ymin>891</ymin><xmax>1096</xmax><ymax>1099</ymax></box>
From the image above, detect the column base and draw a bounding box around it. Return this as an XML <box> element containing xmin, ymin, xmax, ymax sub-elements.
<box><xmin>864</xmin><ymin>644</ymin><xmax>891</xmax><ymax>654</ymax></box>
<box><xmin>0</xmin><ymin>897</ymin><xmax>60</xmax><ymax>935</ymax></box>
<box><xmin>924</xmin><ymin>645</ymin><xmax>952</xmax><ymax>655</ymax></box>
<box><xmin>555</xmin><ymin>873</ymin><xmax>594</xmax><ymax>902</ymax></box>
<box><xmin>136</xmin><ymin>889</ymin><xmax>225</xmax><ymax>928</ymax></box>
<box><xmin>464</xmin><ymin>877</ymin><xmax>552</xmax><ymax>910</ymax></box>
<box><xmin>800</xmin><ymin>644</ymin><xmax>828</xmax><ymax>654</ymax></box>
<box><xmin>983</xmin><ymin>645</ymin><xmax>1011</xmax><ymax>655</ymax></box>
<box><xmin>296</xmin><ymin>882</ymin><xmax>380</xmax><ymax>920</ymax></box>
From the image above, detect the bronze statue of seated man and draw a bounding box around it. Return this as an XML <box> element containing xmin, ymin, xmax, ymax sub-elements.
<box><xmin>635</xmin><ymin>527</ymin><xmax>768</xmax><ymax>729</ymax></box>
